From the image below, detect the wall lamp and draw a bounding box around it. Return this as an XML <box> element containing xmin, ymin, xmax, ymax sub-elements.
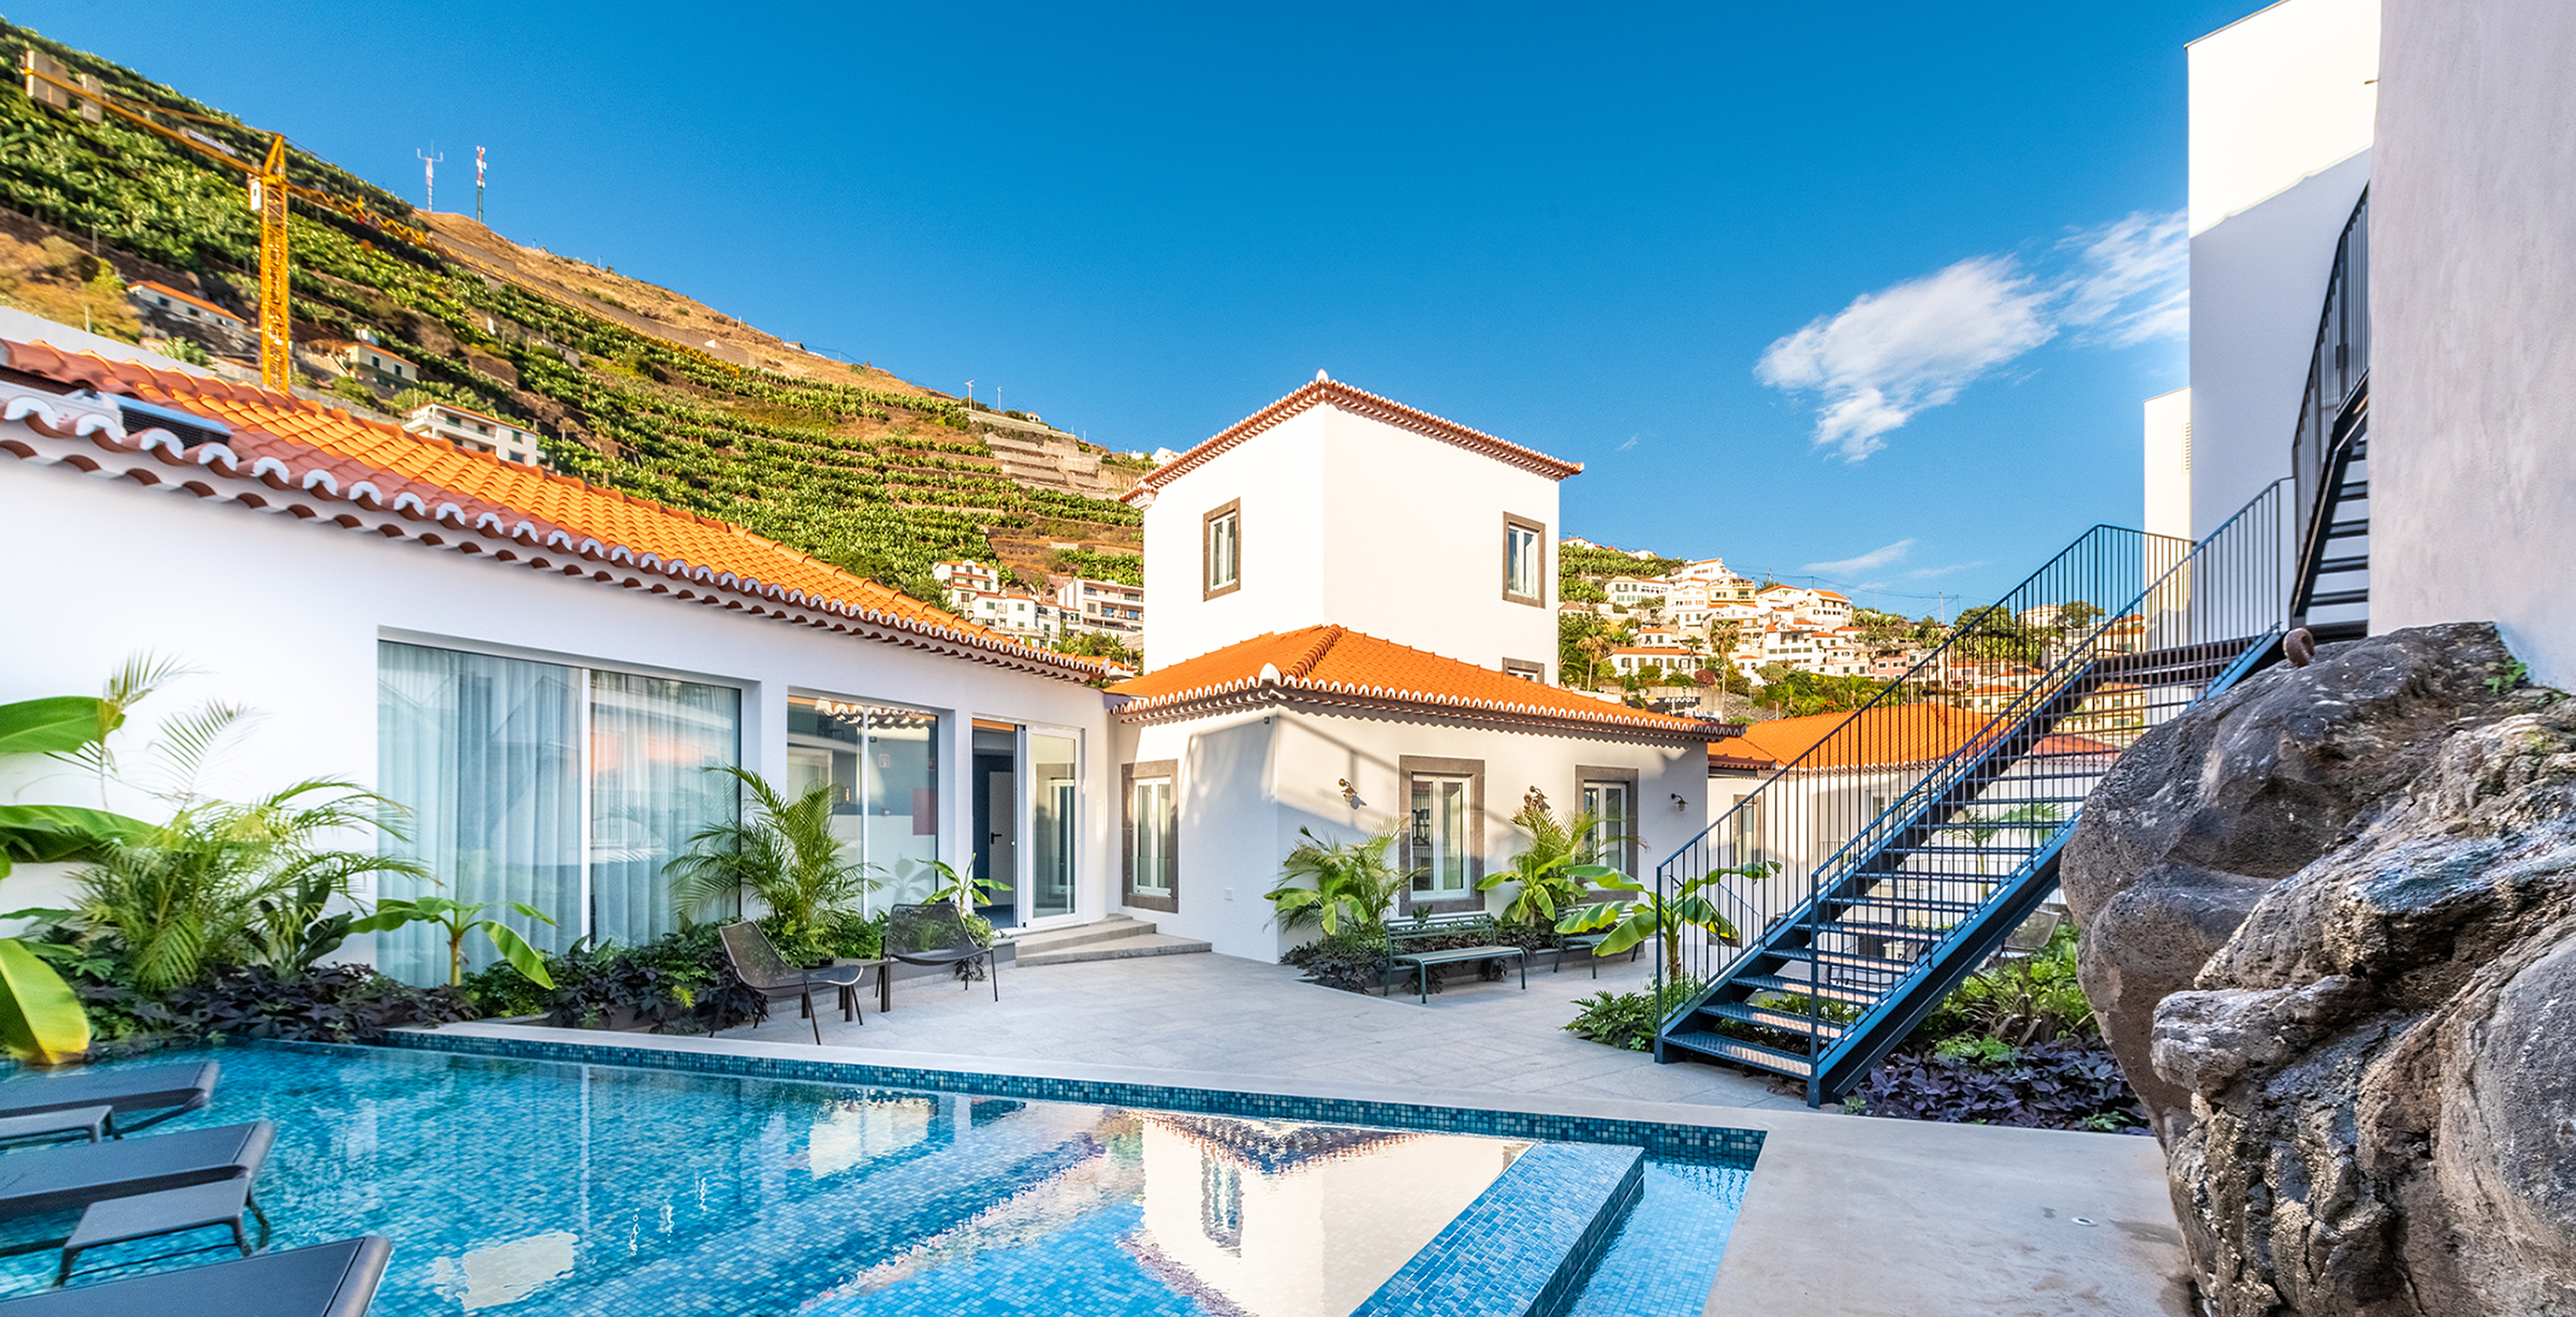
<box><xmin>1339</xmin><ymin>778</ymin><xmax>1364</xmax><ymax>809</ymax></box>
<box><xmin>1671</xmin><ymin>793</ymin><xmax>1688</xmax><ymax>812</ymax></box>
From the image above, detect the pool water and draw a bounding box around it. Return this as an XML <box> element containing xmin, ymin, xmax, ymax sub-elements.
<box><xmin>0</xmin><ymin>1044</ymin><xmax>1749</xmax><ymax>1315</ymax></box>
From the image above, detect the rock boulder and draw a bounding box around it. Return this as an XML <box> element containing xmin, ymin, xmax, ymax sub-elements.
<box><xmin>2065</xmin><ymin>623</ymin><xmax>2576</xmax><ymax>1315</ymax></box>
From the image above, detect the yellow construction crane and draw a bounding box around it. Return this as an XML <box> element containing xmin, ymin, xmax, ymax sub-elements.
<box><xmin>18</xmin><ymin>50</ymin><xmax>439</xmax><ymax>393</ymax></box>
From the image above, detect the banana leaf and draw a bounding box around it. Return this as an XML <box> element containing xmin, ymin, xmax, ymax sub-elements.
<box><xmin>0</xmin><ymin>697</ymin><xmax>112</xmax><ymax>757</ymax></box>
<box><xmin>0</xmin><ymin>937</ymin><xmax>90</xmax><ymax>1064</ymax></box>
<box><xmin>0</xmin><ymin>803</ymin><xmax>156</xmax><ymax>879</ymax></box>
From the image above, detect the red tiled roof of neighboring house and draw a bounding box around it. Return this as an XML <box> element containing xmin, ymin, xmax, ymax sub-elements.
<box><xmin>0</xmin><ymin>337</ymin><xmax>1105</xmax><ymax>681</ymax></box>
<box><xmin>1707</xmin><ymin>703</ymin><xmax>2119</xmax><ymax>771</ymax></box>
<box><xmin>1121</xmin><ymin>375</ymin><xmax>1582</xmax><ymax>503</ymax></box>
<box><xmin>128</xmin><ymin>280</ymin><xmax>245</xmax><ymax>324</ymax></box>
<box><xmin>1108</xmin><ymin>626</ymin><xmax>1708</xmax><ymax>739</ymax></box>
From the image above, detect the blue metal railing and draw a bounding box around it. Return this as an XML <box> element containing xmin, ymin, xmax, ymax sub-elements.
<box><xmin>1647</xmin><ymin>481</ymin><xmax>2292</xmax><ymax>1100</ymax></box>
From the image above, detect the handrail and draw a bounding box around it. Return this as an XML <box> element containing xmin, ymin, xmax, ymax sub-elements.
<box><xmin>1649</xmin><ymin>479</ymin><xmax>2293</xmax><ymax>1051</ymax></box>
<box><xmin>2289</xmin><ymin>188</ymin><xmax>2370</xmax><ymax>622</ymax></box>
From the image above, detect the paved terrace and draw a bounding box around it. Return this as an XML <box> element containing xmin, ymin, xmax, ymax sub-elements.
<box><xmin>424</xmin><ymin>946</ymin><xmax>2190</xmax><ymax>1315</ymax></box>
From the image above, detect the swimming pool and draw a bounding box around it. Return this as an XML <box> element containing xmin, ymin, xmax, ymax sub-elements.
<box><xmin>0</xmin><ymin>1042</ymin><xmax>1753</xmax><ymax>1315</ymax></box>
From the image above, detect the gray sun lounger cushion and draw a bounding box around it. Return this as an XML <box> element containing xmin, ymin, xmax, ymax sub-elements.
<box><xmin>0</xmin><ymin>1063</ymin><xmax>218</xmax><ymax>1137</ymax></box>
<box><xmin>0</xmin><ymin>1120</ymin><xmax>275</xmax><ymax>1218</ymax></box>
<box><xmin>6</xmin><ymin>1234</ymin><xmax>393</xmax><ymax>1317</ymax></box>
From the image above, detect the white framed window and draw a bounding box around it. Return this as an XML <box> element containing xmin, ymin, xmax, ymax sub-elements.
<box><xmin>1204</xmin><ymin>500</ymin><xmax>1242</xmax><ymax>598</ymax></box>
<box><xmin>1133</xmin><ymin>778</ymin><xmax>1173</xmax><ymax>896</ymax></box>
<box><xmin>1503</xmin><ymin>515</ymin><xmax>1545</xmax><ymax>605</ymax></box>
<box><xmin>1411</xmin><ymin>776</ymin><xmax>1472</xmax><ymax>896</ymax></box>
<box><xmin>1581</xmin><ymin>779</ymin><xmax>1633</xmax><ymax>875</ymax></box>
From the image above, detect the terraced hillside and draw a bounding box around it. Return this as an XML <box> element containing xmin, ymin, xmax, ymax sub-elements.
<box><xmin>0</xmin><ymin>19</ymin><xmax>1144</xmax><ymax>603</ymax></box>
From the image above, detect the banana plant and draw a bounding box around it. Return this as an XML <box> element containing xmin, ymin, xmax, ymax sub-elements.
<box><xmin>351</xmin><ymin>897</ymin><xmax>557</xmax><ymax>989</ymax></box>
<box><xmin>1556</xmin><ymin>861</ymin><xmax>1777</xmax><ymax>982</ymax></box>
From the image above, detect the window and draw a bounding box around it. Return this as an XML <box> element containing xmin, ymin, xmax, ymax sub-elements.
<box><xmin>1031</xmin><ymin>733</ymin><xmax>1080</xmax><ymax>919</ymax></box>
<box><xmin>1125</xmin><ymin>759</ymin><xmax>1178</xmax><ymax>912</ymax></box>
<box><xmin>1504</xmin><ymin>516</ymin><xmax>1545</xmax><ymax>605</ymax></box>
<box><xmin>377</xmin><ymin>641</ymin><xmax>739</xmax><ymax>986</ymax></box>
<box><xmin>1400</xmin><ymin>756</ymin><xmax>1482</xmax><ymax>908</ymax></box>
<box><xmin>787</xmin><ymin>694</ymin><xmax>940</xmax><ymax>906</ymax></box>
<box><xmin>1502</xmin><ymin>657</ymin><xmax>1544</xmax><ymax>682</ymax></box>
<box><xmin>1203</xmin><ymin>500</ymin><xmax>1242</xmax><ymax>598</ymax></box>
<box><xmin>1578</xmin><ymin>767</ymin><xmax>1640</xmax><ymax>877</ymax></box>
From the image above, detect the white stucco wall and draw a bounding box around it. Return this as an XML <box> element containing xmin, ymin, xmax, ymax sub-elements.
<box><xmin>2141</xmin><ymin>387</ymin><xmax>2192</xmax><ymax>540</ymax></box>
<box><xmin>1116</xmin><ymin>705</ymin><xmax>1701</xmax><ymax>963</ymax></box>
<box><xmin>2184</xmin><ymin>0</ymin><xmax>2378</xmax><ymax>537</ymax></box>
<box><xmin>1141</xmin><ymin>399</ymin><xmax>1563</xmax><ymax>675</ymax></box>
<box><xmin>0</xmin><ymin>449</ymin><xmax>1118</xmax><ymax>954</ymax></box>
<box><xmin>2368</xmin><ymin>0</ymin><xmax>2576</xmax><ymax>688</ymax></box>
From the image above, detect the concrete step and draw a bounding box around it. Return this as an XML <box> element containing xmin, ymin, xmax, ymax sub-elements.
<box><xmin>1014</xmin><ymin>931</ymin><xmax>1212</xmax><ymax>967</ymax></box>
<box><xmin>1007</xmin><ymin>915</ymin><xmax>1157</xmax><ymax>957</ymax></box>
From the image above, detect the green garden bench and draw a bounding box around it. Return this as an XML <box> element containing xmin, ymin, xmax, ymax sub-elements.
<box><xmin>1383</xmin><ymin>913</ymin><xmax>1529</xmax><ymax>1005</ymax></box>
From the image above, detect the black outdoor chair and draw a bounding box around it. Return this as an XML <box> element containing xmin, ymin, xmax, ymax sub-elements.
<box><xmin>13</xmin><ymin>1235</ymin><xmax>392</xmax><ymax>1317</ymax></box>
<box><xmin>0</xmin><ymin>1061</ymin><xmax>219</xmax><ymax>1139</ymax></box>
<box><xmin>0</xmin><ymin>1120</ymin><xmax>276</xmax><ymax>1222</ymax></box>
<box><xmin>715</xmin><ymin>923</ymin><xmax>871</xmax><ymax>1044</ymax></box>
<box><xmin>885</xmin><ymin>903</ymin><xmax>998</xmax><ymax>1002</ymax></box>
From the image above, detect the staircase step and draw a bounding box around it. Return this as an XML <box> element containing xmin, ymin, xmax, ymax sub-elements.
<box><xmin>1014</xmin><ymin>930</ymin><xmax>1212</xmax><ymax>966</ymax></box>
<box><xmin>1007</xmin><ymin>915</ymin><xmax>1158</xmax><ymax>956</ymax></box>
<box><xmin>1662</xmin><ymin>1030</ymin><xmax>1816</xmax><ymax>1077</ymax></box>
<box><xmin>1733</xmin><ymin>973</ymin><xmax>1880</xmax><ymax>1005</ymax></box>
<box><xmin>1830</xmin><ymin>895</ymin><xmax>1985</xmax><ymax>915</ymax></box>
<box><xmin>2315</xmin><ymin>554</ymin><xmax>2369</xmax><ymax>574</ymax></box>
<box><xmin>1824</xmin><ymin>920</ymin><xmax>1954</xmax><ymax>942</ymax></box>
<box><xmin>2325</xmin><ymin>518</ymin><xmax>2370</xmax><ymax>539</ymax></box>
<box><xmin>1700</xmin><ymin>1002</ymin><xmax>1847</xmax><ymax>1040</ymax></box>
<box><xmin>1773</xmin><ymin>946</ymin><xmax>1916</xmax><ymax>973</ymax></box>
<box><xmin>2309</xmin><ymin>588</ymin><xmax>2369</xmax><ymax>607</ymax></box>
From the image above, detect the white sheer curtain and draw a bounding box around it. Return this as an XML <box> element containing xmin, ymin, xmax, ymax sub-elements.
<box><xmin>376</xmin><ymin>642</ymin><xmax>583</xmax><ymax>985</ymax></box>
<box><xmin>588</xmin><ymin>671</ymin><xmax>739</xmax><ymax>949</ymax></box>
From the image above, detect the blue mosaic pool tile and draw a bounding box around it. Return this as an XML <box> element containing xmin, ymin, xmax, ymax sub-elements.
<box><xmin>1349</xmin><ymin>1143</ymin><xmax>1643</xmax><ymax>1317</ymax></box>
<box><xmin>373</xmin><ymin>1030</ymin><xmax>1767</xmax><ymax>1164</ymax></box>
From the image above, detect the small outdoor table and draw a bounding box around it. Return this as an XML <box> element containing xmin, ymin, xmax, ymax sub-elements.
<box><xmin>1388</xmin><ymin>944</ymin><xmax>1529</xmax><ymax>1004</ymax></box>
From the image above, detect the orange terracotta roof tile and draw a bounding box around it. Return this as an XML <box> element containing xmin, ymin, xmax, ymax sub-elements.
<box><xmin>1123</xmin><ymin>376</ymin><xmax>1582</xmax><ymax>504</ymax></box>
<box><xmin>1707</xmin><ymin>703</ymin><xmax>2120</xmax><ymax>770</ymax></box>
<box><xmin>1109</xmin><ymin>626</ymin><xmax>1706</xmax><ymax>738</ymax></box>
<box><xmin>2</xmin><ymin>337</ymin><xmax>1105</xmax><ymax>681</ymax></box>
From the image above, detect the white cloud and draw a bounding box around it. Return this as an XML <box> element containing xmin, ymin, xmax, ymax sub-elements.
<box><xmin>1616</xmin><ymin>434</ymin><xmax>1640</xmax><ymax>451</ymax></box>
<box><xmin>1905</xmin><ymin>560</ymin><xmax>1983</xmax><ymax>579</ymax></box>
<box><xmin>1756</xmin><ymin>209</ymin><xmax>2188</xmax><ymax>459</ymax></box>
<box><xmin>2059</xmin><ymin>211</ymin><xmax>2189</xmax><ymax>348</ymax></box>
<box><xmin>1803</xmin><ymin>538</ymin><xmax>1915</xmax><ymax>575</ymax></box>
<box><xmin>1755</xmin><ymin>258</ymin><xmax>2054</xmax><ymax>461</ymax></box>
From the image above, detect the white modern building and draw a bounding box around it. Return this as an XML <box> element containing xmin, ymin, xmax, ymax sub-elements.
<box><xmin>403</xmin><ymin>400</ymin><xmax>544</xmax><ymax>467</ymax></box>
<box><xmin>2174</xmin><ymin>0</ymin><xmax>2576</xmax><ymax>685</ymax></box>
<box><xmin>0</xmin><ymin>333</ymin><xmax>1122</xmax><ymax>980</ymax></box>
<box><xmin>1109</xmin><ymin>375</ymin><xmax>1710</xmax><ymax>961</ymax></box>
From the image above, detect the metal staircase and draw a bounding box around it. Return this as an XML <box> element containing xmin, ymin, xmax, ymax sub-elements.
<box><xmin>2291</xmin><ymin>190</ymin><xmax>2371</xmax><ymax>642</ymax></box>
<box><xmin>1648</xmin><ymin>484</ymin><xmax>2294</xmax><ymax>1105</ymax></box>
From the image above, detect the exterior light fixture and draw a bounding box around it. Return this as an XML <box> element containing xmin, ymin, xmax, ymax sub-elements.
<box><xmin>1338</xmin><ymin>778</ymin><xmax>1363</xmax><ymax>809</ymax></box>
<box><xmin>1671</xmin><ymin>793</ymin><xmax>1688</xmax><ymax>812</ymax></box>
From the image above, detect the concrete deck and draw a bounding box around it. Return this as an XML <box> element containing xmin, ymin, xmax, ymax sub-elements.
<box><xmin>418</xmin><ymin>945</ymin><xmax>2191</xmax><ymax>1315</ymax></box>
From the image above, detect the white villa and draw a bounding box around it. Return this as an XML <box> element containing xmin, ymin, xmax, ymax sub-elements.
<box><xmin>0</xmin><ymin>344</ymin><xmax>1707</xmax><ymax>977</ymax></box>
<box><xmin>1109</xmin><ymin>373</ymin><xmax>1710</xmax><ymax>961</ymax></box>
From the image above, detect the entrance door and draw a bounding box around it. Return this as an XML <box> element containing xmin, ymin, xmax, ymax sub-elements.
<box><xmin>971</xmin><ymin>723</ymin><xmax>1019</xmax><ymax>929</ymax></box>
<box><xmin>1030</xmin><ymin>732</ymin><xmax>1078</xmax><ymax>920</ymax></box>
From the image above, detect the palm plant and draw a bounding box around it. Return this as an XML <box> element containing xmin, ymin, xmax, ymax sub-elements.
<box><xmin>66</xmin><ymin>778</ymin><xmax>432</xmax><ymax>995</ymax></box>
<box><xmin>1265</xmin><ymin>828</ymin><xmax>1408</xmax><ymax>937</ymax></box>
<box><xmin>1479</xmin><ymin>797</ymin><xmax>1614</xmax><ymax>930</ymax></box>
<box><xmin>667</xmin><ymin>767</ymin><xmax>879</xmax><ymax>963</ymax></box>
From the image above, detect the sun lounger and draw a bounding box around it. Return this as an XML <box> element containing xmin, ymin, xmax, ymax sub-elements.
<box><xmin>0</xmin><ymin>1063</ymin><xmax>219</xmax><ymax>1138</ymax></box>
<box><xmin>0</xmin><ymin>1121</ymin><xmax>275</xmax><ymax>1218</ymax></box>
<box><xmin>8</xmin><ymin>1235</ymin><xmax>392</xmax><ymax>1316</ymax></box>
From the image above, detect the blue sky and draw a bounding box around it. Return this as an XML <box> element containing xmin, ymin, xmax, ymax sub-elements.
<box><xmin>22</xmin><ymin>1</ymin><xmax>2261</xmax><ymax>617</ymax></box>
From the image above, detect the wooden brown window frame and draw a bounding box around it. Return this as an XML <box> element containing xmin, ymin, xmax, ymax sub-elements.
<box><xmin>1122</xmin><ymin>759</ymin><xmax>1179</xmax><ymax>913</ymax></box>
<box><xmin>1502</xmin><ymin>514</ymin><xmax>1547</xmax><ymax>607</ymax></box>
<box><xmin>1203</xmin><ymin>500</ymin><xmax>1242</xmax><ymax>600</ymax></box>
<box><xmin>1398</xmin><ymin>755</ymin><xmax>1485</xmax><ymax>915</ymax></box>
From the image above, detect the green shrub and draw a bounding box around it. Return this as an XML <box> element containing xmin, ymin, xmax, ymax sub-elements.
<box><xmin>1563</xmin><ymin>976</ymin><xmax>1705</xmax><ymax>1051</ymax></box>
<box><xmin>1281</xmin><ymin>928</ymin><xmax>1392</xmax><ymax>993</ymax></box>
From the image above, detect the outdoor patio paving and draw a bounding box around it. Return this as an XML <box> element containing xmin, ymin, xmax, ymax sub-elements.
<box><xmin>733</xmin><ymin>944</ymin><xmax>1812</xmax><ymax>1110</ymax></box>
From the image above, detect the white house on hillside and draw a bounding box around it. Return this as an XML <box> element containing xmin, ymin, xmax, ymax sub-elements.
<box><xmin>1109</xmin><ymin>375</ymin><xmax>1710</xmax><ymax>961</ymax></box>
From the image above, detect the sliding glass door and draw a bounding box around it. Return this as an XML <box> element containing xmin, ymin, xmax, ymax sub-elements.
<box><xmin>377</xmin><ymin>641</ymin><xmax>739</xmax><ymax>985</ymax></box>
<box><xmin>1029</xmin><ymin>732</ymin><xmax>1078</xmax><ymax>921</ymax></box>
<box><xmin>786</xmin><ymin>694</ymin><xmax>940</xmax><ymax>910</ymax></box>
